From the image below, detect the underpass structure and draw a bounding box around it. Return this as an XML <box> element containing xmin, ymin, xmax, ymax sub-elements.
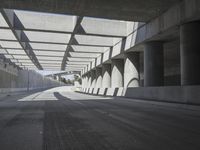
<box><xmin>0</xmin><ymin>0</ymin><xmax>200</xmax><ymax>149</ymax></box>
<box><xmin>0</xmin><ymin>86</ymin><xmax>199</xmax><ymax>150</ymax></box>
<box><xmin>0</xmin><ymin>0</ymin><xmax>199</xmax><ymax>102</ymax></box>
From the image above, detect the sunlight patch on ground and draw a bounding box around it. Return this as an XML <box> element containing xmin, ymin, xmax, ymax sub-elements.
<box><xmin>18</xmin><ymin>92</ymin><xmax>58</xmax><ymax>101</ymax></box>
<box><xmin>18</xmin><ymin>86</ymin><xmax>112</xmax><ymax>101</ymax></box>
<box><xmin>59</xmin><ymin>92</ymin><xmax>113</xmax><ymax>100</ymax></box>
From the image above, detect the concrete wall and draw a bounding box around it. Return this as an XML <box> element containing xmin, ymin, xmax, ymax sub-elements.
<box><xmin>0</xmin><ymin>63</ymin><xmax>63</xmax><ymax>94</ymax></box>
<box><xmin>79</xmin><ymin>86</ymin><xmax>200</xmax><ymax>105</ymax></box>
<box><xmin>17</xmin><ymin>70</ymin><xmax>62</xmax><ymax>91</ymax></box>
<box><xmin>0</xmin><ymin>61</ymin><xmax>18</xmax><ymax>88</ymax></box>
<box><xmin>125</xmin><ymin>86</ymin><xmax>200</xmax><ymax>104</ymax></box>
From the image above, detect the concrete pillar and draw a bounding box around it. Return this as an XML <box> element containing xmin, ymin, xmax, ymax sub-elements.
<box><xmin>84</xmin><ymin>75</ymin><xmax>89</xmax><ymax>92</ymax></box>
<box><xmin>81</xmin><ymin>76</ymin><xmax>84</xmax><ymax>87</ymax></box>
<box><xmin>91</xmin><ymin>70</ymin><xmax>96</xmax><ymax>88</ymax></box>
<box><xmin>85</xmin><ymin>74</ymin><xmax>89</xmax><ymax>88</ymax></box>
<box><xmin>124</xmin><ymin>52</ymin><xmax>140</xmax><ymax>87</ymax></box>
<box><xmin>82</xmin><ymin>76</ymin><xmax>86</xmax><ymax>88</ymax></box>
<box><xmin>95</xmin><ymin>67</ymin><xmax>102</xmax><ymax>88</ymax></box>
<box><xmin>84</xmin><ymin>76</ymin><xmax>87</xmax><ymax>88</ymax></box>
<box><xmin>102</xmin><ymin>64</ymin><xmax>111</xmax><ymax>88</ymax></box>
<box><xmin>144</xmin><ymin>42</ymin><xmax>164</xmax><ymax>86</ymax></box>
<box><xmin>87</xmin><ymin>72</ymin><xmax>92</xmax><ymax>87</ymax></box>
<box><xmin>180</xmin><ymin>21</ymin><xmax>200</xmax><ymax>85</ymax></box>
<box><xmin>111</xmin><ymin>59</ymin><xmax>124</xmax><ymax>88</ymax></box>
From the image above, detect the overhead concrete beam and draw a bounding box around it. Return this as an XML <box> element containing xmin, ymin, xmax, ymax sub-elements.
<box><xmin>69</xmin><ymin>52</ymin><xmax>101</xmax><ymax>58</ymax></box>
<box><xmin>66</xmin><ymin>64</ymin><xmax>87</xmax><ymax>68</ymax></box>
<box><xmin>0</xmin><ymin>0</ymin><xmax>180</xmax><ymax>21</ymax></box>
<box><xmin>66</xmin><ymin>61</ymin><xmax>90</xmax><ymax>65</ymax></box>
<box><xmin>0</xmin><ymin>13</ymin><xmax>127</xmax><ymax>38</ymax></box>
<box><xmin>61</xmin><ymin>17</ymin><xmax>83</xmax><ymax>70</ymax></box>
<box><xmin>67</xmin><ymin>57</ymin><xmax>94</xmax><ymax>62</ymax></box>
<box><xmin>1</xmin><ymin>9</ymin><xmax>43</xmax><ymax>69</ymax></box>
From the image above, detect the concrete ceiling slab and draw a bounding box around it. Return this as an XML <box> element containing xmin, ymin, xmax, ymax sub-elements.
<box><xmin>0</xmin><ymin>0</ymin><xmax>181</xmax><ymax>21</ymax></box>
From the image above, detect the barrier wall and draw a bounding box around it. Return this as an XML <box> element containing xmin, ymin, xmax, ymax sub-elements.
<box><xmin>79</xmin><ymin>86</ymin><xmax>200</xmax><ymax>105</ymax></box>
<box><xmin>17</xmin><ymin>70</ymin><xmax>63</xmax><ymax>90</ymax></box>
<box><xmin>0</xmin><ymin>65</ymin><xmax>64</xmax><ymax>94</ymax></box>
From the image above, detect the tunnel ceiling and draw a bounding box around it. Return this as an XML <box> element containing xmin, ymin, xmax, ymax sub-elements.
<box><xmin>0</xmin><ymin>0</ymin><xmax>182</xmax><ymax>72</ymax></box>
<box><xmin>0</xmin><ymin>9</ymin><xmax>137</xmax><ymax>71</ymax></box>
<box><xmin>0</xmin><ymin>0</ymin><xmax>182</xmax><ymax>22</ymax></box>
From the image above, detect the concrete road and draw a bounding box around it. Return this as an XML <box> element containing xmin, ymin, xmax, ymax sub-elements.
<box><xmin>0</xmin><ymin>86</ymin><xmax>200</xmax><ymax>150</ymax></box>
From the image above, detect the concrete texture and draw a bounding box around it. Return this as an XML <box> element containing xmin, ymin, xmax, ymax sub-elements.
<box><xmin>180</xmin><ymin>21</ymin><xmax>200</xmax><ymax>85</ymax></box>
<box><xmin>0</xmin><ymin>86</ymin><xmax>200</xmax><ymax>150</ymax></box>
<box><xmin>0</xmin><ymin>68</ymin><xmax>18</xmax><ymax>88</ymax></box>
<box><xmin>124</xmin><ymin>52</ymin><xmax>140</xmax><ymax>88</ymax></box>
<box><xmin>87</xmin><ymin>72</ymin><xmax>92</xmax><ymax>88</ymax></box>
<box><xmin>111</xmin><ymin>59</ymin><xmax>124</xmax><ymax>88</ymax></box>
<box><xmin>90</xmin><ymin>70</ymin><xmax>96</xmax><ymax>88</ymax></box>
<box><xmin>0</xmin><ymin>61</ymin><xmax>18</xmax><ymax>88</ymax></box>
<box><xmin>144</xmin><ymin>42</ymin><xmax>164</xmax><ymax>86</ymax></box>
<box><xmin>81</xmin><ymin>86</ymin><xmax>200</xmax><ymax>105</ymax></box>
<box><xmin>17</xmin><ymin>70</ymin><xmax>62</xmax><ymax>90</ymax></box>
<box><xmin>83</xmin><ymin>76</ymin><xmax>89</xmax><ymax>88</ymax></box>
<box><xmin>80</xmin><ymin>0</ymin><xmax>200</xmax><ymax>104</ymax></box>
<box><xmin>0</xmin><ymin>65</ymin><xmax>62</xmax><ymax>94</ymax></box>
<box><xmin>163</xmin><ymin>40</ymin><xmax>180</xmax><ymax>86</ymax></box>
<box><xmin>0</xmin><ymin>0</ymin><xmax>181</xmax><ymax>21</ymax></box>
<box><xmin>95</xmin><ymin>67</ymin><xmax>102</xmax><ymax>88</ymax></box>
<box><xmin>102</xmin><ymin>64</ymin><xmax>111</xmax><ymax>88</ymax></box>
<box><xmin>125</xmin><ymin>86</ymin><xmax>200</xmax><ymax>104</ymax></box>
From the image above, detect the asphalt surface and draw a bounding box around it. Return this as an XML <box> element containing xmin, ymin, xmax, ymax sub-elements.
<box><xmin>0</xmin><ymin>86</ymin><xmax>200</xmax><ymax>150</ymax></box>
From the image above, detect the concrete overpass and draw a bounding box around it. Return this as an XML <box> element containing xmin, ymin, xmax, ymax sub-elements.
<box><xmin>0</xmin><ymin>0</ymin><xmax>200</xmax><ymax>149</ymax></box>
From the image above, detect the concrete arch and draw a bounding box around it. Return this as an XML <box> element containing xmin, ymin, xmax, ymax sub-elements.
<box><xmin>124</xmin><ymin>52</ymin><xmax>139</xmax><ymax>88</ymax></box>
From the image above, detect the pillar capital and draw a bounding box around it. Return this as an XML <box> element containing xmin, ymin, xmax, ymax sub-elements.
<box><xmin>124</xmin><ymin>52</ymin><xmax>140</xmax><ymax>87</ymax></box>
<box><xmin>111</xmin><ymin>59</ymin><xmax>124</xmax><ymax>88</ymax></box>
<box><xmin>102</xmin><ymin>64</ymin><xmax>111</xmax><ymax>88</ymax></box>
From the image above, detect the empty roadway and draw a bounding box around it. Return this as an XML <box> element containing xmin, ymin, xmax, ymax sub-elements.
<box><xmin>0</xmin><ymin>86</ymin><xmax>199</xmax><ymax>150</ymax></box>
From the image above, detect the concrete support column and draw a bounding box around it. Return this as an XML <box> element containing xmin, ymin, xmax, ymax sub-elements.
<box><xmin>91</xmin><ymin>70</ymin><xmax>96</xmax><ymax>88</ymax></box>
<box><xmin>95</xmin><ymin>67</ymin><xmax>102</xmax><ymax>88</ymax></box>
<box><xmin>144</xmin><ymin>42</ymin><xmax>164</xmax><ymax>86</ymax></box>
<box><xmin>84</xmin><ymin>76</ymin><xmax>87</xmax><ymax>88</ymax></box>
<box><xmin>82</xmin><ymin>76</ymin><xmax>86</xmax><ymax>88</ymax></box>
<box><xmin>81</xmin><ymin>76</ymin><xmax>84</xmax><ymax>87</ymax></box>
<box><xmin>111</xmin><ymin>59</ymin><xmax>124</xmax><ymax>88</ymax></box>
<box><xmin>102</xmin><ymin>64</ymin><xmax>111</xmax><ymax>88</ymax></box>
<box><xmin>180</xmin><ymin>21</ymin><xmax>200</xmax><ymax>85</ymax></box>
<box><xmin>87</xmin><ymin>72</ymin><xmax>92</xmax><ymax>87</ymax></box>
<box><xmin>85</xmin><ymin>75</ymin><xmax>89</xmax><ymax>88</ymax></box>
<box><xmin>124</xmin><ymin>52</ymin><xmax>140</xmax><ymax>88</ymax></box>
